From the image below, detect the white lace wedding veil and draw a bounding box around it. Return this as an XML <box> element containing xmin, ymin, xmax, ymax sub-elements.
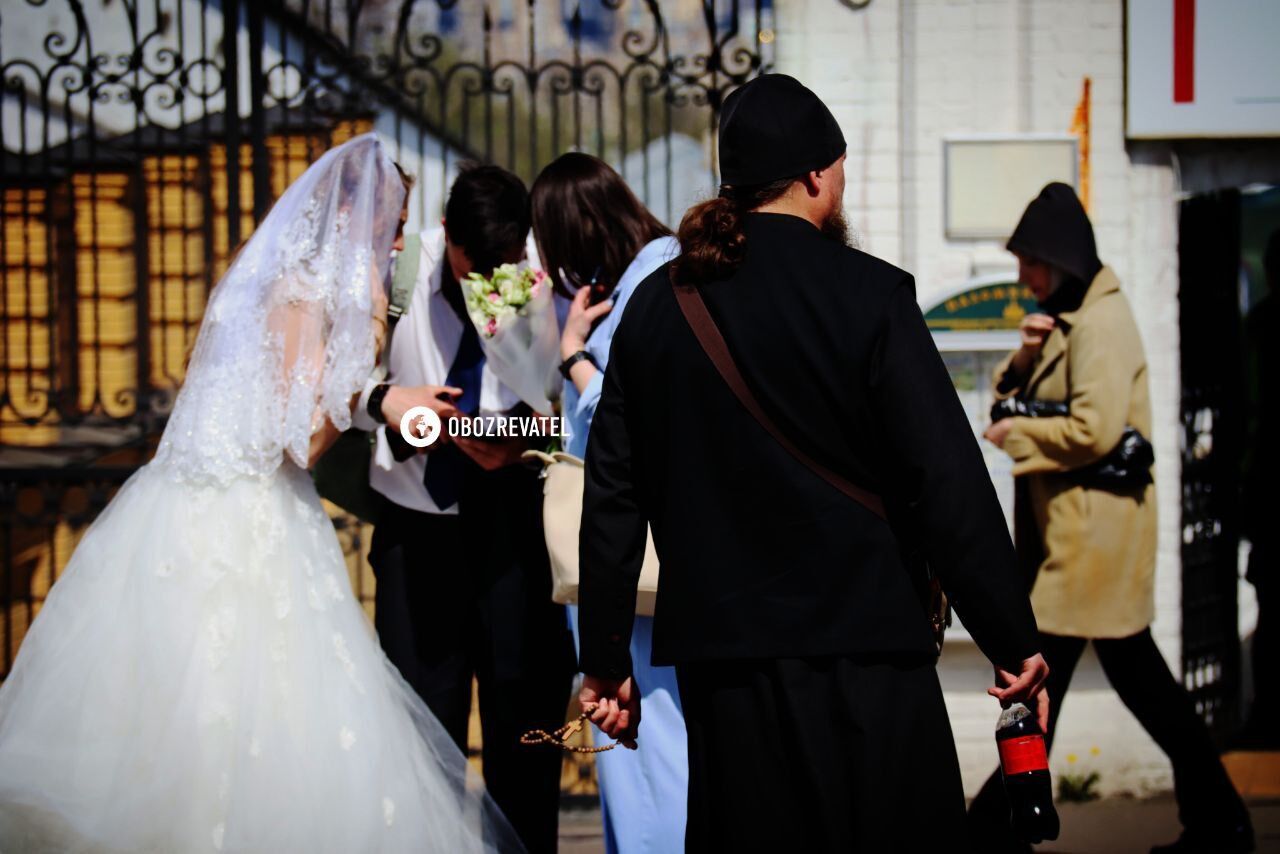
<box><xmin>156</xmin><ymin>132</ymin><xmax>406</xmax><ymax>482</ymax></box>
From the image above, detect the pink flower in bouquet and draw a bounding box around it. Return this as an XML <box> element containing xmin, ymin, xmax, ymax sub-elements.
<box><xmin>462</xmin><ymin>263</ymin><xmax>547</xmax><ymax>338</ymax></box>
<box><xmin>458</xmin><ymin>263</ymin><xmax>558</xmax><ymax>411</ymax></box>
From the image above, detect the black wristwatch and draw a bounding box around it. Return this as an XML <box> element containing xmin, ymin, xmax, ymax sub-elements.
<box><xmin>558</xmin><ymin>350</ymin><xmax>598</xmax><ymax>380</ymax></box>
<box><xmin>366</xmin><ymin>383</ymin><xmax>391</xmax><ymax>424</ymax></box>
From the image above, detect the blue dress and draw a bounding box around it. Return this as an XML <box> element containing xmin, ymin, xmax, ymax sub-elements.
<box><xmin>564</xmin><ymin>236</ymin><xmax>688</xmax><ymax>854</ymax></box>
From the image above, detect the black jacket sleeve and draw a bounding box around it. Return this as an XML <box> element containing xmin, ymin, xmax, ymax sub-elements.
<box><xmin>869</xmin><ymin>277</ymin><xmax>1040</xmax><ymax>672</ymax></box>
<box><xmin>577</xmin><ymin>317</ymin><xmax>647</xmax><ymax>680</ymax></box>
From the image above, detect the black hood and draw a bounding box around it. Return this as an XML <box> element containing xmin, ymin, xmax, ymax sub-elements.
<box><xmin>1006</xmin><ymin>182</ymin><xmax>1103</xmax><ymax>285</ymax></box>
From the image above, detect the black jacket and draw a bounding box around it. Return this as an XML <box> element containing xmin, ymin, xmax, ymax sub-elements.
<box><xmin>578</xmin><ymin>213</ymin><xmax>1039</xmax><ymax>679</ymax></box>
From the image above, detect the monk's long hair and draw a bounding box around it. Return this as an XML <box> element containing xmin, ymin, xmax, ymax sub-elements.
<box><xmin>671</xmin><ymin>178</ymin><xmax>794</xmax><ymax>287</ymax></box>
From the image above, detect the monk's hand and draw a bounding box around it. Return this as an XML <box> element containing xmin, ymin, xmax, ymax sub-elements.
<box><xmin>580</xmin><ymin>674</ymin><xmax>640</xmax><ymax>750</ymax></box>
<box><xmin>989</xmin><ymin>653</ymin><xmax>1051</xmax><ymax>732</ymax></box>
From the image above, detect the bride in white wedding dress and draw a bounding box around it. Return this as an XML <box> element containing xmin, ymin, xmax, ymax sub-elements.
<box><xmin>0</xmin><ymin>135</ymin><xmax>523</xmax><ymax>853</ymax></box>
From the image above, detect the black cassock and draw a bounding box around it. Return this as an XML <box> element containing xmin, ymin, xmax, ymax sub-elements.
<box><xmin>578</xmin><ymin>212</ymin><xmax>1040</xmax><ymax>851</ymax></box>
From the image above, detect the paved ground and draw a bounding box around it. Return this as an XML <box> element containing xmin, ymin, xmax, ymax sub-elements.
<box><xmin>1043</xmin><ymin>797</ymin><xmax>1280</xmax><ymax>854</ymax></box>
<box><xmin>556</xmin><ymin>806</ymin><xmax>606</xmax><ymax>854</ymax></box>
<box><xmin>557</xmin><ymin>797</ymin><xmax>1280</xmax><ymax>853</ymax></box>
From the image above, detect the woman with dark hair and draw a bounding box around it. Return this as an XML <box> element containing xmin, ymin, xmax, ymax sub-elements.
<box><xmin>530</xmin><ymin>152</ymin><xmax>686</xmax><ymax>854</ymax></box>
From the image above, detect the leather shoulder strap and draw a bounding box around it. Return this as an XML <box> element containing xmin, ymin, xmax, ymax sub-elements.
<box><xmin>672</xmin><ymin>280</ymin><xmax>887</xmax><ymax>521</ymax></box>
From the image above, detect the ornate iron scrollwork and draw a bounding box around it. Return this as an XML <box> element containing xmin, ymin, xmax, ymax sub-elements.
<box><xmin>1</xmin><ymin>0</ymin><xmax>772</xmax><ymax>434</ymax></box>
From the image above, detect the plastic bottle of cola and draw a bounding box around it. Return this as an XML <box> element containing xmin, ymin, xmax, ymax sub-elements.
<box><xmin>996</xmin><ymin>702</ymin><xmax>1060</xmax><ymax>843</ymax></box>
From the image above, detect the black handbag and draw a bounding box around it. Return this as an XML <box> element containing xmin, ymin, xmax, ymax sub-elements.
<box><xmin>989</xmin><ymin>398</ymin><xmax>1153</xmax><ymax>490</ymax></box>
<box><xmin>311</xmin><ymin>428</ymin><xmax>382</xmax><ymax>522</ymax></box>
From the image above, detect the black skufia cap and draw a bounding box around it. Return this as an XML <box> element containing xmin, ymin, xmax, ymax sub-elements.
<box><xmin>718</xmin><ymin>74</ymin><xmax>847</xmax><ymax>187</ymax></box>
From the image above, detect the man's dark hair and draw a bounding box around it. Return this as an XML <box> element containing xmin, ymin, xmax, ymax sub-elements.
<box><xmin>443</xmin><ymin>162</ymin><xmax>531</xmax><ymax>277</ymax></box>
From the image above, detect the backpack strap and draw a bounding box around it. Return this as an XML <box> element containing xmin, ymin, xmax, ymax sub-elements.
<box><xmin>389</xmin><ymin>233</ymin><xmax>422</xmax><ymax>320</ymax></box>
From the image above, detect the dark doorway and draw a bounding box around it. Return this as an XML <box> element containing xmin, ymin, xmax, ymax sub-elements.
<box><xmin>1178</xmin><ymin>189</ymin><xmax>1244</xmax><ymax>741</ymax></box>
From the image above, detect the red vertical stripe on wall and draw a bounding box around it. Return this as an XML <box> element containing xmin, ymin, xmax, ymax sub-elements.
<box><xmin>1173</xmin><ymin>0</ymin><xmax>1195</xmax><ymax>103</ymax></box>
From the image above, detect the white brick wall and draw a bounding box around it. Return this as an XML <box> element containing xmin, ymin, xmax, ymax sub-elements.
<box><xmin>777</xmin><ymin>0</ymin><xmax>1186</xmax><ymax>796</ymax></box>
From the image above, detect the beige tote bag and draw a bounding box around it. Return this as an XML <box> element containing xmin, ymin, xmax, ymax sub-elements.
<box><xmin>523</xmin><ymin>450</ymin><xmax>660</xmax><ymax>617</ymax></box>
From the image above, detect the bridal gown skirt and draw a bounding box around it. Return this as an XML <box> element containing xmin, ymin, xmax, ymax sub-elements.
<box><xmin>0</xmin><ymin>461</ymin><xmax>521</xmax><ymax>853</ymax></box>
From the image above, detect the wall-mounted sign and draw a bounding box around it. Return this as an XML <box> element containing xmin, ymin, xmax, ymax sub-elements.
<box><xmin>924</xmin><ymin>281</ymin><xmax>1037</xmax><ymax>332</ymax></box>
<box><xmin>1126</xmin><ymin>0</ymin><xmax>1280</xmax><ymax>139</ymax></box>
<box><xmin>944</xmin><ymin>136</ymin><xmax>1078</xmax><ymax>240</ymax></box>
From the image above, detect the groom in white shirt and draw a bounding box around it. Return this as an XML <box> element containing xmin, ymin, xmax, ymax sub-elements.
<box><xmin>353</xmin><ymin>163</ymin><xmax>574</xmax><ymax>854</ymax></box>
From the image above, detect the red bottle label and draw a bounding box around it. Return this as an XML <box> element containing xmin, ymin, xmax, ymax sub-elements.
<box><xmin>998</xmin><ymin>735</ymin><xmax>1049</xmax><ymax>775</ymax></box>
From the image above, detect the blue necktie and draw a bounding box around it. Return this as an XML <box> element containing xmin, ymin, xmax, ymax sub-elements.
<box><xmin>423</xmin><ymin>286</ymin><xmax>485</xmax><ymax>509</ymax></box>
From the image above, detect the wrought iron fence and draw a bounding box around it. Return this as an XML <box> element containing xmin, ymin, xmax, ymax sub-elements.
<box><xmin>2</xmin><ymin>0</ymin><xmax>773</xmax><ymax>438</ymax></box>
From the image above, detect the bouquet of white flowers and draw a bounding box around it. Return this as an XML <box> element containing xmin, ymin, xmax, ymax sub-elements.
<box><xmin>461</xmin><ymin>263</ymin><xmax>559</xmax><ymax>413</ymax></box>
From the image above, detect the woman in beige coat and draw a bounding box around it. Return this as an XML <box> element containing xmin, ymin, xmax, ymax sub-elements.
<box><xmin>966</xmin><ymin>184</ymin><xmax>1252</xmax><ymax>854</ymax></box>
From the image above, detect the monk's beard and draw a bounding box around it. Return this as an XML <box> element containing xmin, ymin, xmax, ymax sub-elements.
<box><xmin>821</xmin><ymin>208</ymin><xmax>855</xmax><ymax>248</ymax></box>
